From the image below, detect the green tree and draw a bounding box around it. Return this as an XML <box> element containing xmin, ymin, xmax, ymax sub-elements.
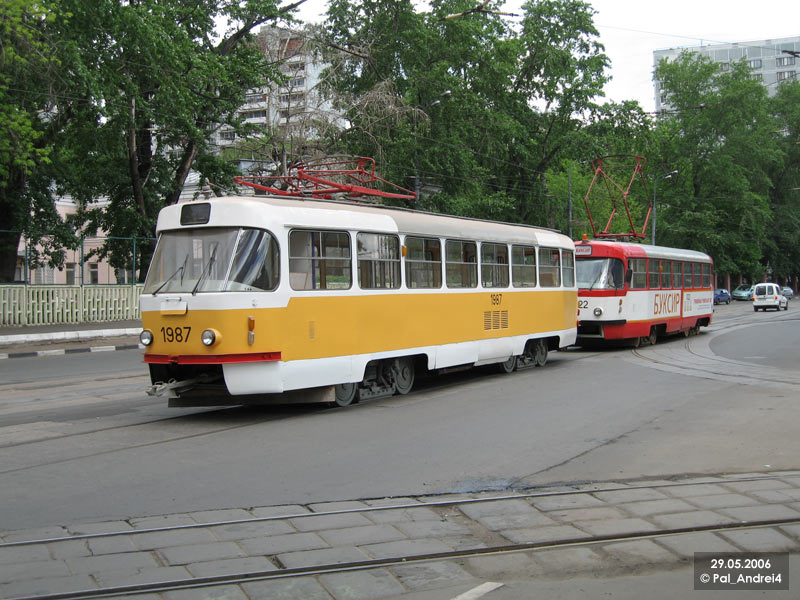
<box><xmin>652</xmin><ymin>52</ymin><xmax>780</xmax><ymax>280</ymax></box>
<box><xmin>1</xmin><ymin>0</ymin><xmax>295</xmax><ymax>282</ymax></box>
<box><xmin>320</xmin><ymin>0</ymin><xmax>609</xmax><ymax>229</ymax></box>
<box><xmin>0</xmin><ymin>0</ymin><xmax>76</xmax><ymax>281</ymax></box>
<box><xmin>765</xmin><ymin>79</ymin><xmax>800</xmax><ymax>285</ymax></box>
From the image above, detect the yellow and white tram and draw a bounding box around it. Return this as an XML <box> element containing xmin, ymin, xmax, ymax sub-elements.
<box><xmin>139</xmin><ymin>195</ymin><xmax>578</xmax><ymax>406</ymax></box>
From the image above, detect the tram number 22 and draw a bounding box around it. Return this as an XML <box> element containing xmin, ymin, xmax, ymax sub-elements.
<box><xmin>578</xmin><ymin>300</ymin><xmax>589</xmax><ymax>309</ymax></box>
<box><xmin>490</xmin><ymin>293</ymin><xmax>503</xmax><ymax>306</ymax></box>
<box><xmin>160</xmin><ymin>326</ymin><xmax>192</xmax><ymax>343</ymax></box>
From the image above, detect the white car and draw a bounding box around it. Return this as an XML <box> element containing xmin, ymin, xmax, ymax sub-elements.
<box><xmin>753</xmin><ymin>283</ymin><xmax>788</xmax><ymax>311</ymax></box>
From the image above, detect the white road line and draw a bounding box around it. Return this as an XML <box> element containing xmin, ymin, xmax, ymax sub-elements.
<box><xmin>451</xmin><ymin>582</ymin><xmax>504</xmax><ymax>600</ymax></box>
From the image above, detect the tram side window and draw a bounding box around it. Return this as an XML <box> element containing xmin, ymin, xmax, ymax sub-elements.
<box><xmin>702</xmin><ymin>263</ymin><xmax>711</xmax><ymax>288</ymax></box>
<box><xmin>481</xmin><ymin>243</ymin><xmax>509</xmax><ymax>288</ymax></box>
<box><xmin>562</xmin><ymin>250</ymin><xmax>575</xmax><ymax>287</ymax></box>
<box><xmin>539</xmin><ymin>247</ymin><xmax>561</xmax><ymax>287</ymax></box>
<box><xmin>693</xmin><ymin>262</ymin><xmax>702</xmax><ymax>288</ymax></box>
<box><xmin>648</xmin><ymin>259</ymin><xmax>661</xmax><ymax>289</ymax></box>
<box><xmin>629</xmin><ymin>258</ymin><xmax>647</xmax><ymax>289</ymax></box>
<box><xmin>511</xmin><ymin>245</ymin><xmax>536</xmax><ymax>287</ymax></box>
<box><xmin>227</xmin><ymin>228</ymin><xmax>280</xmax><ymax>291</ymax></box>
<box><xmin>445</xmin><ymin>240</ymin><xmax>477</xmax><ymax>288</ymax></box>
<box><xmin>683</xmin><ymin>261</ymin><xmax>692</xmax><ymax>288</ymax></box>
<box><xmin>671</xmin><ymin>261</ymin><xmax>682</xmax><ymax>289</ymax></box>
<box><xmin>357</xmin><ymin>232</ymin><xmax>401</xmax><ymax>289</ymax></box>
<box><xmin>289</xmin><ymin>230</ymin><xmax>351</xmax><ymax>290</ymax></box>
<box><xmin>405</xmin><ymin>236</ymin><xmax>441</xmax><ymax>288</ymax></box>
<box><xmin>660</xmin><ymin>260</ymin><xmax>672</xmax><ymax>288</ymax></box>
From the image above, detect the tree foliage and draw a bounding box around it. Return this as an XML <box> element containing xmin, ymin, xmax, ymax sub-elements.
<box><xmin>0</xmin><ymin>0</ymin><xmax>293</xmax><ymax>282</ymax></box>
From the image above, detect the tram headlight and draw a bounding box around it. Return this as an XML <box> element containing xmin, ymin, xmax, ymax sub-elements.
<box><xmin>139</xmin><ymin>330</ymin><xmax>154</xmax><ymax>346</ymax></box>
<box><xmin>593</xmin><ymin>307</ymin><xmax>604</xmax><ymax>317</ymax></box>
<box><xmin>201</xmin><ymin>329</ymin><xmax>220</xmax><ymax>347</ymax></box>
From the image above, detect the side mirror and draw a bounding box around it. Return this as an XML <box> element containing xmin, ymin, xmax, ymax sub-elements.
<box><xmin>625</xmin><ymin>269</ymin><xmax>633</xmax><ymax>284</ymax></box>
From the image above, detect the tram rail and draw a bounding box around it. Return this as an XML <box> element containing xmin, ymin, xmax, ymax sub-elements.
<box><xmin>4</xmin><ymin>474</ymin><xmax>799</xmax><ymax>600</ymax></box>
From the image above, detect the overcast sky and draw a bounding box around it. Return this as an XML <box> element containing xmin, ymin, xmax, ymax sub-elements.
<box><xmin>292</xmin><ymin>0</ymin><xmax>800</xmax><ymax>112</ymax></box>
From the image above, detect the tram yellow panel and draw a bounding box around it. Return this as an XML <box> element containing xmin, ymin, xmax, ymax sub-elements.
<box><xmin>142</xmin><ymin>289</ymin><xmax>577</xmax><ymax>361</ymax></box>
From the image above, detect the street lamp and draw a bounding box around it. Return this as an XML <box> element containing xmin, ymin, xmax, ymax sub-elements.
<box><xmin>652</xmin><ymin>170</ymin><xmax>678</xmax><ymax>245</ymax></box>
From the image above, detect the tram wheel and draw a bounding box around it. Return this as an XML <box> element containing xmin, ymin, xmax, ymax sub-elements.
<box><xmin>333</xmin><ymin>382</ymin><xmax>358</xmax><ymax>407</ymax></box>
<box><xmin>647</xmin><ymin>329</ymin><xmax>657</xmax><ymax>346</ymax></box>
<box><xmin>393</xmin><ymin>358</ymin><xmax>415</xmax><ymax>395</ymax></box>
<box><xmin>533</xmin><ymin>339</ymin><xmax>548</xmax><ymax>367</ymax></box>
<box><xmin>498</xmin><ymin>355</ymin><xmax>517</xmax><ymax>373</ymax></box>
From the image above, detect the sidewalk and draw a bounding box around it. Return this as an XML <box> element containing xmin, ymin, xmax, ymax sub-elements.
<box><xmin>0</xmin><ymin>471</ymin><xmax>797</xmax><ymax>599</ymax></box>
<box><xmin>0</xmin><ymin>320</ymin><xmax>142</xmax><ymax>358</ymax></box>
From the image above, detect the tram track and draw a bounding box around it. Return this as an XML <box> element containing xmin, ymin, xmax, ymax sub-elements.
<box><xmin>3</xmin><ymin>474</ymin><xmax>799</xmax><ymax>600</ymax></box>
<box><xmin>629</xmin><ymin>312</ymin><xmax>800</xmax><ymax>388</ymax></box>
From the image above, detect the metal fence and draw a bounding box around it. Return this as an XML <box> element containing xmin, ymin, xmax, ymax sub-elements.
<box><xmin>1</xmin><ymin>233</ymin><xmax>154</xmax><ymax>326</ymax></box>
<box><xmin>0</xmin><ymin>285</ymin><xmax>144</xmax><ymax>326</ymax></box>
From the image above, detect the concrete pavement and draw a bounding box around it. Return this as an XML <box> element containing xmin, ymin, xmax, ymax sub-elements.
<box><xmin>1</xmin><ymin>321</ymin><xmax>798</xmax><ymax>598</ymax></box>
<box><xmin>0</xmin><ymin>471</ymin><xmax>798</xmax><ymax>599</ymax></box>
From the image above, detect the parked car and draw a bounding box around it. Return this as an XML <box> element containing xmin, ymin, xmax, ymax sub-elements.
<box><xmin>732</xmin><ymin>284</ymin><xmax>754</xmax><ymax>301</ymax></box>
<box><xmin>753</xmin><ymin>282</ymin><xmax>788</xmax><ymax>311</ymax></box>
<box><xmin>713</xmin><ymin>288</ymin><xmax>731</xmax><ymax>304</ymax></box>
<box><xmin>782</xmin><ymin>286</ymin><xmax>794</xmax><ymax>299</ymax></box>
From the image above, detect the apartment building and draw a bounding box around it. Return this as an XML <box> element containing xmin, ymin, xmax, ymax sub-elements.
<box><xmin>214</xmin><ymin>25</ymin><xmax>341</xmax><ymax>165</ymax></box>
<box><xmin>653</xmin><ymin>35</ymin><xmax>800</xmax><ymax>112</ymax></box>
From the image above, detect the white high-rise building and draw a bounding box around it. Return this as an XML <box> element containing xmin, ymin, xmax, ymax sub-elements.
<box><xmin>214</xmin><ymin>26</ymin><xmax>342</xmax><ymax>168</ymax></box>
<box><xmin>653</xmin><ymin>35</ymin><xmax>800</xmax><ymax>112</ymax></box>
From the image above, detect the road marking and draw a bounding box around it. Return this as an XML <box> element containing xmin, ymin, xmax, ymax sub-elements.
<box><xmin>451</xmin><ymin>582</ymin><xmax>504</xmax><ymax>600</ymax></box>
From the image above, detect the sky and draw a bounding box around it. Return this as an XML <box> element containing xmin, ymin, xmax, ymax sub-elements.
<box><xmin>291</xmin><ymin>0</ymin><xmax>800</xmax><ymax>112</ymax></box>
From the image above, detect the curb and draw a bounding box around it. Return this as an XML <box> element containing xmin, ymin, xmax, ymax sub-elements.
<box><xmin>0</xmin><ymin>343</ymin><xmax>143</xmax><ymax>361</ymax></box>
<box><xmin>0</xmin><ymin>327</ymin><xmax>142</xmax><ymax>346</ymax></box>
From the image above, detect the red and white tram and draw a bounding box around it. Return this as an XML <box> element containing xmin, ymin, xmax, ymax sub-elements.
<box><xmin>575</xmin><ymin>238</ymin><xmax>714</xmax><ymax>345</ymax></box>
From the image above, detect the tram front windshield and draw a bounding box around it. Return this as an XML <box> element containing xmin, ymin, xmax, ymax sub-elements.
<box><xmin>576</xmin><ymin>257</ymin><xmax>625</xmax><ymax>290</ymax></box>
<box><xmin>143</xmin><ymin>227</ymin><xmax>279</xmax><ymax>294</ymax></box>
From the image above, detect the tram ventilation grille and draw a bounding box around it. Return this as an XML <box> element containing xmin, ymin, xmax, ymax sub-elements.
<box><xmin>484</xmin><ymin>310</ymin><xmax>509</xmax><ymax>330</ymax></box>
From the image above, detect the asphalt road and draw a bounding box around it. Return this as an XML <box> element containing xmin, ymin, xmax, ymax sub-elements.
<box><xmin>1</xmin><ymin>300</ymin><xmax>798</xmax><ymax>531</ymax></box>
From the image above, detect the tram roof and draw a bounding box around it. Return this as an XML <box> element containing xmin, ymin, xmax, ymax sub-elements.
<box><xmin>165</xmin><ymin>195</ymin><xmax>573</xmax><ymax>248</ymax></box>
<box><xmin>576</xmin><ymin>239</ymin><xmax>712</xmax><ymax>263</ymax></box>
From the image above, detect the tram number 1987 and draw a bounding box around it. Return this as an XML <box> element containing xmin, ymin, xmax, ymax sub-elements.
<box><xmin>160</xmin><ymin>326</ymin><xmax>191</xmax><ymax>343</ymax></box>
<box><xmin>490</xmin><ymin>294</ymin><xmax>503</xmax><ymax>306</ymax></box>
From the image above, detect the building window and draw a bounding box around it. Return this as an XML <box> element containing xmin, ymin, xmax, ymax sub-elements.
<box><xmin>777</xmin><ymin>56</ymin><xmax>795</xmax><ymax>67</ymax></box>
<box><xmin>65</xmin><ymin>262</ymin><xmax>78</xmax><ymax>285</ymax></box>
<box><xmin>777</xmin><ymin>71</ymin><xmax>797</xmax><ymax>82</ymax></box>
<box><xmin>89</xmin><ymin>263</ymin><xmax>99</xmax><ymax>284</ymax></box>
<box><xmin>480</xmin><ymin>243</ymin><xmax>509</xmax><ymax>288</ymax></box>
<box><xmin>245</xmin><ymin>93</ymin><xmax>265</xmax><ymax>104</ymax></box>
<box><xmin>750</xmin><ymin>73</ymin><xmax>763</xmax><ymax>81</ymax></box>
<box><xmin>242</xmin><ymin>110</ymin><xmax>266</xmax><ymax>120</ymax></box>
<box><xmin>719</xmin><ymin>62</ymin><xmax>730</xmax><ymax>71</ymax></box>
<box><xmin>220</xmin><ymin>131</ymin><xmax>235</xmax><ymax>141</ymax></box>
<box><xmin>405</xmin><ymin>236</ymin><xmax>441</xmax><ymax>289</ymax></box>
<box><xmin>747</xmin><ymin>59</ymin><xmax>762</xmax><ymax>69</ymax></box>
<box><xmin>357</xmin><ymin>232</ymin><xmax>401</xmax><ymax>289</ymax></box>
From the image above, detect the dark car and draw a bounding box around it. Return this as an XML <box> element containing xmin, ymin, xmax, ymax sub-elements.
<box><xmin>713</xmin><ymin>288</ymin><xmax>731</xmax><ymax>305</ymax></box>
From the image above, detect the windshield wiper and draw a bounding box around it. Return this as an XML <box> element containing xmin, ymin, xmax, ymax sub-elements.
<box><xmin>152</xmin><ymin>254</ymin><xmax>188</xmax><ymax>296</ymax></box>
<box><xmin>192</xmin><ymin>246</ymin><xmax>217</xmax><ymax>295</ymax></box>
<box><xmin>587</xmin><ymin>268</ymin><xmax>604</xmax><ymax>291</ymax></box>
